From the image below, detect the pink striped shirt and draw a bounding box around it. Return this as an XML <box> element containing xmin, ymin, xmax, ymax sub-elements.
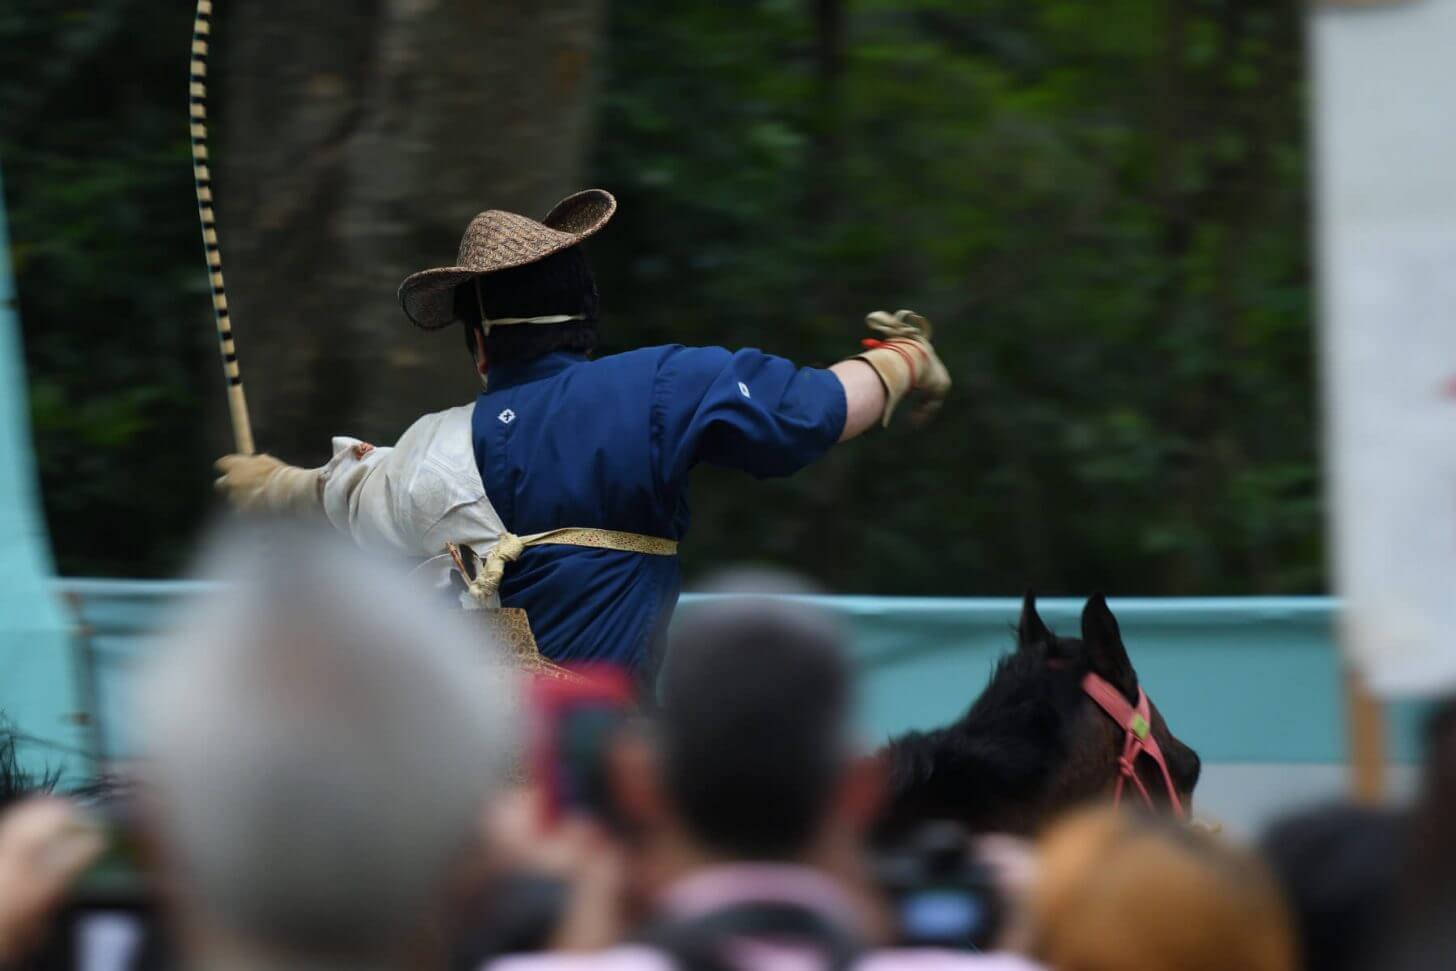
<box><xmin>486</xmin><ymin>864</ymin><xmax>1041</xmax><ymax>971</ymax></box>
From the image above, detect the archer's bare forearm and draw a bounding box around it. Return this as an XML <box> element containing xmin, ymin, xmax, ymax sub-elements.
<box><xmin>832</xmin><ymin>360</ymin><xmax>888</xmax><ymax>442</ymax></box>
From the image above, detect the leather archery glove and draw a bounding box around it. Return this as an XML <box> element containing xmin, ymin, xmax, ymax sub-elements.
<box><xmin>852</xmin><ymin>309</ymin><xmax>952</xmax><ymax>426</ymax></box>
<box><xmin>214</xmin><ymin>453</ymin><xmax>322</xmax><ymax>514</ymax></box>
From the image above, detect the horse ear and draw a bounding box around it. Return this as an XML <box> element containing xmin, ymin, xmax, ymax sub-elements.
<box><xmin>1081</xmin><ymin>594</ymin><xmax>1138</xmax><ymax>697</ymax></box>
<box><xmin>1018</xmin><ymin>592</ymin><xmax>1051</xmax><ymax>650</ymax></box>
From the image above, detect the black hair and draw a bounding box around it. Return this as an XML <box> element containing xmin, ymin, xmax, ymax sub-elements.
<box><xmin>456</xmin><ymin>246</ymin><xmax>600</xmax><ymax>366</ymax></box>
<box><xmin>657</xmin><ymin>599</ymin><xmax>852</xmax><ymax>860</ymax></box>
<box><xmin>0</xmin><ymin>721</ymin><xmax>59</xmax><ymax>812</ymax></box>
<box><xmin>1260</xmin><ymin>802</ymin><xmax>1405</xmax><ymax>971</ymax></box>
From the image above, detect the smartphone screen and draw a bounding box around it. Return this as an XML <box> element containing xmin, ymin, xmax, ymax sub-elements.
<box><xmin>897</xmin><ymin>887</ymin><xmax>994</xmax><ymax>950</ymax></box>
<box><xmin>43</xmin><ymin>899</ymin><xmax>164</xmax><ymax>971</ymax></box>
<box><xmin>530</xmin><ymin>667</ymin><xmax>634</xmax><ymax>824</ymax></box>
<box><xmin>553</xmin><ymin>701</ymin><xmax>627</xmax><ymax>818</ymax></box>
<box><xmin>34</xmin><ymin>822</ymin><xmax>171</xmax><ymax>970</ymax></box>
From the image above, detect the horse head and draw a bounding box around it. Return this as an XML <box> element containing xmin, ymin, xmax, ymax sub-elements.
<box><xmin>877</xmin><ymin>593</ymin><xmax>1200</xmax><ymax>836</ymax></box>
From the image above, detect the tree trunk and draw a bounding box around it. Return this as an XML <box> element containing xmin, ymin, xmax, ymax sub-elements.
<box><xmin>215</xmin><ymin>0</ymin><xmax>605</xmax><ymax>461</ymax></box>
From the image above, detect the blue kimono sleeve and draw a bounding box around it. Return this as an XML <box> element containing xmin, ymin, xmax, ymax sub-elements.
<box><xmin>652</xmin><ymin>345</ymin><xmax>847</xmax><ymax>489</ymax></box>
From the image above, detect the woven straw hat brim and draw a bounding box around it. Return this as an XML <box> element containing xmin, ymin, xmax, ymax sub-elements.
<box><xmin>399</xmin><ymin>188</ymin><xmax>616</xmax><ymax>330</ymax></box>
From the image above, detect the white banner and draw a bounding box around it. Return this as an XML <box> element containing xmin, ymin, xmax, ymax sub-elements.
<box><xmin>1315</xmin><ymin>0</ymin><xmax>1456</xmax><ymax>696</ymax></box>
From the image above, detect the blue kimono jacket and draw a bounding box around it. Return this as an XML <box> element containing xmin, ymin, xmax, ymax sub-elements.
<box><xmin>472</xmin><ymin>345</ymin><xmax>847</xmax><ymax>673</ymax></box>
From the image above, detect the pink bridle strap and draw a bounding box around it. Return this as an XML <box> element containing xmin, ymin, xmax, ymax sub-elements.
<box><xmin>1081</xmin><ymin>672</ymin><xmax>1185</xmax><ymax>819</ymax></box>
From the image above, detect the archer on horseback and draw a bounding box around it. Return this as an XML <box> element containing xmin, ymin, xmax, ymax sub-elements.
<box><xmin>212</xmin><ymin>190</ymin><xmax>950</xmax><ymax>677</ymax></box>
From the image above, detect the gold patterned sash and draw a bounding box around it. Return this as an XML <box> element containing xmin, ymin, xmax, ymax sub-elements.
<box><xmin>469</xmin><ymin>527</ymin><xmax>678</xmax><ymax>602</ymax></box>
<box><xmin>446</xmin><ymin>528</ymin><xmax>675</xmax><ymax>682</ymax></box>
<box><xmin>468</xmin><ymin>607</ymin><xmax>582</xmax><ymax>681</ymax></box>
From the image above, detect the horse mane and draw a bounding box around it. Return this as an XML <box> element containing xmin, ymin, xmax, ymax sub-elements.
<box><xmin>878</xmin><ymin>632</ymin><xmax>1087</xmax><ymax>835</ymax></box>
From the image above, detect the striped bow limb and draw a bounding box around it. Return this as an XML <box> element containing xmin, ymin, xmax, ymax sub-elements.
<box><xmin>189</xmin><ymin>0</ymin><xmax>255</xmax><ymax>455</ymax></box>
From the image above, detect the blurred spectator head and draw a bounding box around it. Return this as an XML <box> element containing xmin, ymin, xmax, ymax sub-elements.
<box><xmin>1367</xmin><ymin>697</ymin><xmax>1456</xmax><ymax>971</ymax></box>
<box><xmin>1260</xmin><ymin>802</ymin><xmax>1403</xmax><ymax>971</ymax></box>
<box><xmin>628</xmin><ymin>595</ymin><xmax>869</xmax><ymax>863</ymax></box>
<box><xmin>1029</xmin><ymin>807</ymin><xmax>1295</xmax><ymax>971</ymax></box>
<box><xmin>137</xmin><ymin>526</ymin><xmax>517</xmax><ymax>966</ymax></box>
<box><xmin>455</xmin><ymin>245</ymin><xmax>600</xmax><ymax>366</ymax></box>
<box><xmin>1400</xmin><ymin>696</ymin><xmax>1456</xmax><ymax>908</ymax></box>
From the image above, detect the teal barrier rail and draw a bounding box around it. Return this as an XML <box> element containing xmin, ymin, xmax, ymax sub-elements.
<box><xmin>57</xmin><ymin>579</ymin><xmax>218</xmax><ymax>767</ymax></box>
<box><xmin>51</xmin><ymin>580</ymin><xmax>1428</xmax><ymax>771</ymax></box>
<box><xmin>0</xmin><ymin>163</ymin><xmax>87</xmax><ymax>779</ymax></box>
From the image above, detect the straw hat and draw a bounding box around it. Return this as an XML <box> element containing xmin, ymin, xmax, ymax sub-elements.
<box><xmin>398</xmin><ymin>188</ymin><xmax>617</xmax><ymax>330</ymax></box>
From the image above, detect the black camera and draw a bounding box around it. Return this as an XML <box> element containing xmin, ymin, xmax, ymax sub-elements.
<box><xmin>33</xmin><ymin>798</ymin><xmax>172</xmax><ymax>970</ymax></box>
<box><xmin>873</xmin><ymin>822</ymin><xmax>1004</xmax><ymax>952</ymax></box>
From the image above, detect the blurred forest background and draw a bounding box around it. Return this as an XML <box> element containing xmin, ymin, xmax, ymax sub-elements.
<box><xmin>0</xmin><ymin>0</ymin><xmax>1317</xmax><ymax>594</ymax></box>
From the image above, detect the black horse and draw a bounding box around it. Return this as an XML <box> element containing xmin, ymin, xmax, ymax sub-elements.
<box><xmin>878</xmin><ymin>594</ymin><xmax>1201</xmax><ymax>836</ymax></box>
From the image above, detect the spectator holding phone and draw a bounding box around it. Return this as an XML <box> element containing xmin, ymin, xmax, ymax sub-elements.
<box><xmin>0</xmin><ymin>795</ymin><xmax>104</xmax><ymax>963</ymax></box>
<box><xmin>490</xmin><ymin>596</ymin><xmax>1038</xmax><ymax>971</ymax></box>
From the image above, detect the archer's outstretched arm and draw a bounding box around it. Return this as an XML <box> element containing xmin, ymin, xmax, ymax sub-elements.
<box><xmin>651</xmin><ymin>308</ymin><xmax>951</xmax><ymax>489</ymax></box>
<box><xmin>212</xmin><ymin>407</ymin><xmax>487</xmax><ymax>557</ymax></box>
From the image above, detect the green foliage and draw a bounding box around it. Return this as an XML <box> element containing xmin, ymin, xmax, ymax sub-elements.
<box><xmin>2</xmin><ymin>0</ymin><xmax>215</xmax><ymax>576</ymax></box>
<box><xmin>2</xmin><ymin>0</ymin><xmax>1319</xmax><ymax>592</ymax></box>
<box><xmin>594</xmin><ymin>0</ymin><xmax>1318</xmax><ymax>594</ymax></box>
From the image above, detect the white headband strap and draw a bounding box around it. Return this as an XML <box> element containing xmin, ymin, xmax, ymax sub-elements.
<box><xmin>486</xmin><ymin>314</ymin><xmax>586</xmax><ymax>326</ymax></box>
<box><xmin>474</xmin><ymin>277</ymin><xmax>584</xmax><ymax>334</ymax></box>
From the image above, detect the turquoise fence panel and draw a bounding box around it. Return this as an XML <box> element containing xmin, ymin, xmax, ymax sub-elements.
<box><xmin>0</xmin><ymin>164</ymin><xmax>86</xmax><ymax>779</ymax></box>
<box><xmin>808</xmin><ymin>596</ymin><xmax>1426</xmax><ymax>764</ymax></box>
<box><xmin>54</xmin><ymin>581</ymin><xmax>1427</xmax><ymax>771</ymax></box>
<box><xmin>57</xmin><ymin>580</ymin><xmax>216</xmax><ymax>765</ymax></box>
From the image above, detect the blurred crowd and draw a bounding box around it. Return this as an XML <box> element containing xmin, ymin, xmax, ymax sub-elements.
<box><xmin>0</xmin><ymin>531</ymin><xmax>1445</xmax><ymax>971</ymax></box>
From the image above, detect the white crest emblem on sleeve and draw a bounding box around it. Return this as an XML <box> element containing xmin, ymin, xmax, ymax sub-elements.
<box><xmin>737</xmin><ymin>381</ymin><xmax>752</xmax><ymax>399</ymax></box>
<box><xmin>498</xmin><ymin>408</ymin><xmax>516</xmax><ymax>425</ymax></box>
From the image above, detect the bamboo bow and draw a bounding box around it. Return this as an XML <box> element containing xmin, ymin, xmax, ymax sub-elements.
<box><xmin>189</xmin><ymin>0</ymin><xmax>255</xmax><ymax>454</ymax></box>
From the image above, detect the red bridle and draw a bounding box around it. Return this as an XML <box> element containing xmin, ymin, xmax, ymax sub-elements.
<box><xmin>1081</xmin><ymin>672</ymin><xmax>1185</xmax><ymax>818</ymax></box>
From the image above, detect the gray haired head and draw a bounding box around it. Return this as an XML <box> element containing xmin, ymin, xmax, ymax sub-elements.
<box><xmin>137</xmin><ymin>524</ymin><xmax>517</xmax><ymax>962</ymax></box>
